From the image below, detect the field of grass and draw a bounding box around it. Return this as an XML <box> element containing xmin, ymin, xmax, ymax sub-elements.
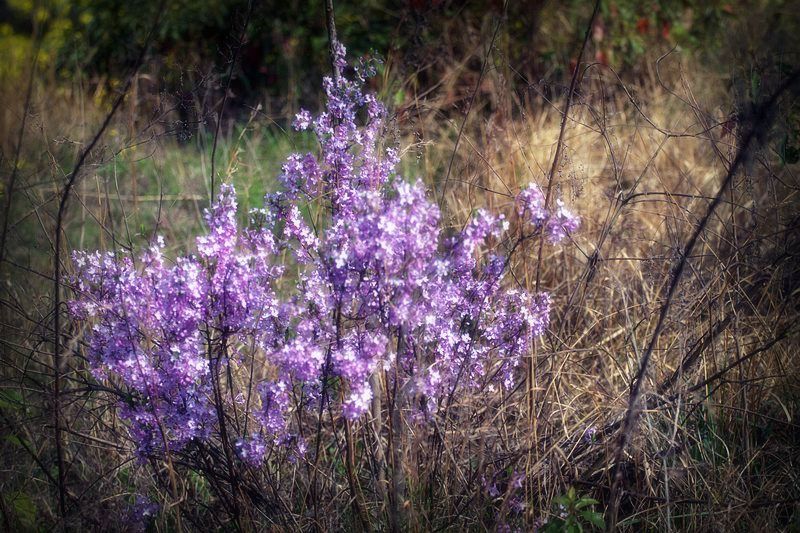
<box><xmin>1</xmin><ymin>3</ymin><xmax>799</xmax><ymax>531</ymax></box>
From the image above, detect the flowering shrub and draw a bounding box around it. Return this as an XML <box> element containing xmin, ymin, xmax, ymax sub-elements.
<box><xmin>68</xmin><ymin>43</ymin><xmax>579</xmax><ymax>472</ymax></box>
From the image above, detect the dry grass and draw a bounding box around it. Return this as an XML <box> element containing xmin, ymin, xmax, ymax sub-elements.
<box><xmin>395</xmin><ymin>42</ymin><xmax>800</xmax><ymax>530</ymax></box>
<box><xmin>1</xmin><ymin>12</ymin><xmax>799</xmax><ymax>532</ymax></box>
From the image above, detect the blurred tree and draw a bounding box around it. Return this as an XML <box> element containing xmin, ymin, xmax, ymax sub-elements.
<box><xmin>1</xmin><ymin>0</ymin><xmax>793</xmax><ymax>121</ymax></box>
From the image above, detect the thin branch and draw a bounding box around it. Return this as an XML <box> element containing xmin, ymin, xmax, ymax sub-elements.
<box><xmin>439</xmin><ymin>1</ymin><xmax>507</xmax><ymax>205</ymax></box>
<box><xmin>607</xmin><ymin>68</ymin><xmax>800</xmax><ymax>530</ymax></box>
<box><xmin>210</xmin><ymin>0</ymin><xmax>254</xmax><ymax>202</ymax></box>
<box><xmin>0</xmin><ymin>18</ymin><xmax>40</xmax><ymax>267</ymax></box>
<box><xmin>534</xmin><ymin>0</ymin><xmax>601</xmax><ymax>292</ymax></box>
<box><xmin>51</xmin><ymin>5</ymin><xmax>165</xmax><ymax>526</ymax></box>
<box><xmin>324</xmin><ymin>0</ymin><xmax>341</xmax><ymax>83</ymax></box>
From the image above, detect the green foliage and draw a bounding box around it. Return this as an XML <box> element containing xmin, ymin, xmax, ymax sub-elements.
<box><xmin>603</xmin><ymin>0</ymin><xmax>732</xmax><ymax>61</ymax></box>
<box><xmin>5</xmin><ymin>491</ymin><xmax>37</xmax><ymax>531</ymax></box>
<box><xmin>187</xmin><ymin>470</ymin><xmax>211</xmax><ymax>503</ymax></box>
<box><xmin>1</xmin><ymin>0</ymin><xmax>397</xmax><ymax>109</ymax></box>
<box><xmin>543</xmin><ymin>0</ymin><xmax>734</xmax><ymax>72</ymax></box>
<box><xmin>0</xmin><ymin>0</ymin><xmax>757</xmax><ymax>96</ymax></box>
<box><xmin>541</xmin><ymin>487</ymin><xmax>605</xmax><ymax>533</ymax></box>
<box><xmin>0</xmin><ymin>389</ymin><xmax>23</xmax><ymax>412</ymax></box>
<box><xmin>0</xmin><ymin>0</ymin><xmax>75</xmax><ymax>79</ymax></box>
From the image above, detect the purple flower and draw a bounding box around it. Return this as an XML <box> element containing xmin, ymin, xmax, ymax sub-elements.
<box><xmin>125</xmin><ymin>495</ymin><xmax>159</xmax><ymax>533</ymax></box>
<box><xmin>293</xmin><ymin>109</ymin><xmax>313</xmax><ymax>131</ymax></box>
<box><xmin>235</xmin><ymin>435</ymin><xmax>267</xmax><ymax>466</ymax></box>
<box><xmin>517</xmin><ymin>183</ymin><xmax>547</xmax><ymax>225</ymax></box>
<box><xmin>67</xmin><ymin>41</ymin><xmax>579</xmax><ymax>463</ymax></box>
<box><xmin>547</xmin><ymin>199</ymin><xmax>581</xmax><ymax>243</ymax></box>
<box><xmin>516</xmin><ymin>183</ymin><xmax>580</xmax><ymax>242</ymax></box>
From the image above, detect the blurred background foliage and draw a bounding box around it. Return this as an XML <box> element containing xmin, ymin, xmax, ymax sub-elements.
<box><xmin>2</xmin><ymin>0</ymin><xmax>797</xmax><ymax>160</ymax></box>
<box><xmin>1</xmin><ymin>0</ymin><xmax>798</xmax><ymax>216</ymax></box>
<box><xmin>0</xmin><ymin>0</ymin><xmax>757</xmax><ymax>107</ymax></box>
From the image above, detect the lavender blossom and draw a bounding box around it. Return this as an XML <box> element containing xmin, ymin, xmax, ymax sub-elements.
<box><xmin>67</xmin><ymin>41</ymin><xmax>580</xmax><ymax>462</ymax></box>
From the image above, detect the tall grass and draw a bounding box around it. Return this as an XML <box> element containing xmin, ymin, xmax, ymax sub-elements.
<box><xmin>1</xmin><ymin>5</ymin><xmax>799</xmax><ymax>531</ymax></box>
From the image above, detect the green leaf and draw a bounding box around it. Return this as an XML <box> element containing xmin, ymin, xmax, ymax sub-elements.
<box><xmin>9</xmin><ymin>492</ymin><xmax>37</xmax><ymax>530</ymax></box>
<box><xmin>540</xmin><ymin>520</ymin><xmax>561</xmax><ymax>533</ymax></box>
<box><xmin>0</xmin><ymin>389</ymin><xmax>23</xmax><ymax>411</ymax></box>
<box><xmin>392</xmin><ymin>88</ymin><xmax>406</xmax><ymax>108</ymax></box>
<box><xmin>575</xmin><ymin>498</ymin><xmax>599</xmax><ymax>509</ymax></box>
<box><xmin>3</xmin><ymin>434</ymin><xmax>26</xmax><ymax>448</ymax></box>
<box><xmin>553</xmin><ymin>495</ymin><xmax>570</xmax><ymax>507</ymax></box>
<box><xmin>581</xmin><ymin>510</ymin><xmax>606</xmax><ymax>529</ymax></box>
<box><xmin>118</xmin><ymin>466</ymin><xmax>130</xmax><ymax>485</ymax></box>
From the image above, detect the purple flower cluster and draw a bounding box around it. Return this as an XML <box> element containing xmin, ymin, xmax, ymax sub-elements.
<box><xmin>516</xmin><ymin>183</ymin><xmax>580</xmax><ymax>243</ymax></box>
<box><xmin>124</xmin><ymin>496</ymin><xmax>159</xmax><ymax>533</ymax></box>
<box><xmin>70</xmin><ymin>184</ymin><xmax>282</xmax><ymax>457</ymax></box>
<box><xmin>68</xmin><ymin>42</ymin><xmax>579</xmax><ymax>464</ymax></box>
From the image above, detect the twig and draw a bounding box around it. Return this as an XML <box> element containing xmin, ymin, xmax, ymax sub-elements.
<box><xmin>534</xmin><ymin>0</ymin><xmax>600</xmax><ymax>292</ymax></box>
<box><xmin>0</xmin><ymin>15</ymin><xmax>41</xmax><ymax>267</ymax></box>
<box><xmin>51</xmin><ymin>4</ymin><xmax>165</xmax><ymax>527</ymax></box>
<box><xmin>324</xmin><ymin>0</ymin><xmax>341</xmax><ymax>83</ymax></box>
<box><xmin>607</xmin><ymin>68</ymin><xmax>800</xmax><ymax>531</ymax></box>
<box><xmin>439</xmin><ymin>1</ymin><xmax>507</xmax><ymax>205</ymax></box>
<box><xmin>210</xmin><ymin>0</ymin><xmax>254</xmax><ymax>202</ymax></box>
